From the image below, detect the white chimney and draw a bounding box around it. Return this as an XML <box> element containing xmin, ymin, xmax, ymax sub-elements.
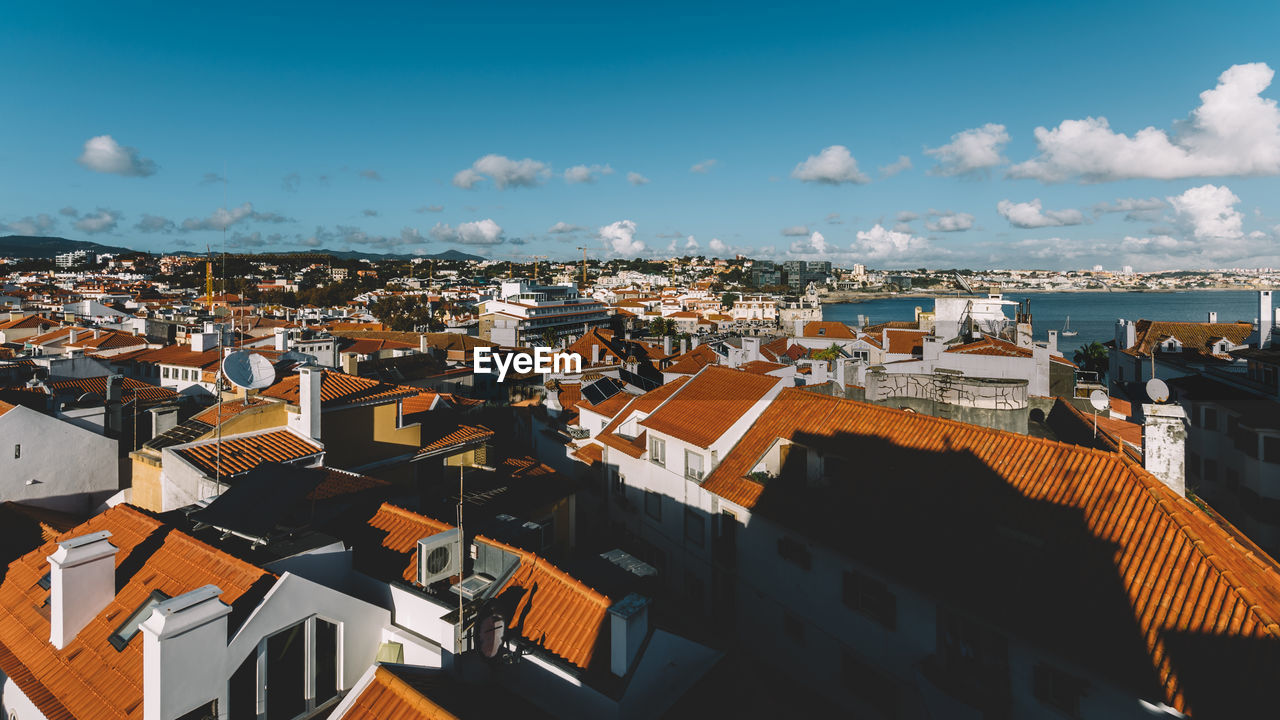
<box><xmin>1047</xmin><ymin>329</ymin><xmax>1058</xmax><ymax>355</ymax></box>
<box><xmin>591</xmin><ymin>344</ymin><xmax>600</xmax><ymax>365</ymax></box>
<box><xmin>743</xmin><ymin>336</ymin><xmax>760</xmax><ymax>362</ymax></box>
<box><xmin>663</xmin><ymin>336</ymin><xmax>671</xmax><ymax>355</ymax></box>
<box><xmin>692</xmin><ymin>336</ymin><xmax>700</xmax><ymax>348</ymax></box>
<box><xmin>48</xmin><ymin>530</ymin><xmax>118</xmax><ymax>649</ymax></box>
<box><xmin>68</xmin><ymin>329</ymin><xmax>80</xmax><ymax>345</ymax></box>
<box><xmin>273</xmin><ymin>327</ymin><xmax>289</xmax><ymax>352</ymax></box>
<box><xmin>419</xmin><ymin>334</ymin><xmax>430</xmax><ymax>354</ymax></box>
<box><xmin>922</xmin><ymin>336</ymin><xmax>942</xmax><ymax>363</ymax></box>
<box><xmin>793</xmin><ymin>318</ymin><xmax>804</xmax><ymax>337</ymax></box>
<box><xmin>298</xmin><ymin>367</ymin><xmax>323</xmax><ymax>441</ymax></box>
<box><xmin>1260</xmin><ymin>291</ymin><xmax>1273</xmax><ymax>349</ymax></box>
<box><xmin>608</xmin><ymin>593</ymin><xmax>649</xmax><ymax>677</ymax></box>
<box><xmin>140</xmin><ymin>585</ymin><xmax>231</xmax><ymax>720</ymax></box>
<box><xmin>1143</xmin><ymin>403</ymin><xmax>1187</xmax><ymax>496</ymax></box>
<box><xmin>679</xmin><ymin>338</ymin><xmax>688</xmax><ymax>355</ymax></box>
<box><xmin>1208</xmin><ymin>311</ymin><xmax>1218</xmax><ymax>323</ymax></box>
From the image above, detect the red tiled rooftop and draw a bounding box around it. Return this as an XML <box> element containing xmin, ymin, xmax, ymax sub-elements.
<box><xmin>640</xmin><ymin>366</ymin><xmax>779</xmax><ymax>448</ymax></box>
<box><xmin>173</xmin><ymin>429</ymin><xmax>323</xmax><ymax>477</ymax></box>
<box><xmin>802</xmin><ymin>321</ymin><xmax>857</xmax><ymax>339</ymax></box>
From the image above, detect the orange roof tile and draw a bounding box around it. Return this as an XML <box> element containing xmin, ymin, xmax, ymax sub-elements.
<box><xmin>0</xmin><ymin>399</ymin><xmax>16</xmax><ymax>418</ymax></box>
<box><xmin>173</xmin><ymin>429</ymin><xmax>323</xmax><ymax>477</ymax></box>
<box><xmin>597</xmin><ymin>376</ymin><xmax>690</xmax><ymax>458</ymax></box>
<box><xmin>702</xmin><ymin>387</ymin><xmax>1280</xmax><ymax>715</ymax></box>
<box><xmin>947</xmin><ymin>334</ymin><xmax>1077</xmax><ymax>367</ymax></box>
<box><xmin>47</xmin><ymin>376</ymin><xmax>179</xmax><ymax>404</ymax></box>
<box><xmin>572</xmin><ymin>443</ymin><xmax>604</xmax><ymax>465</ymax></box>
<box><xmin>739</xmin><ymin>360</ymin><xmax>787</xmax><ymax>375</ymax></box>
<box><xmin>1127</xmin><ymin>320</ymin><xmax>1253</xmax><ymax>357</ymax></box>
<box><xmin>662</xmin><ymin>344</ymin><xmax>719</xmax><ymax>375</ymax></box>
<box><xmin>0</xmin><ymin>505</ymin><xmax>273</xmax><ymax>720</ymax></box>
<box><xmin>883</xmin><ymin>328</ymin><xmax>929</xmax><ymax>355</ymax></box>
<box><xmin>191</xmin><ymin>397</ymin><xmax>273</xmax><ymax>426</ymax></box>
<box><xmin>480</xmin><ymin>535</ymin><xmax>611</xmax><ymax>670</ymax></box>
<box><xmin>418</xmin><ymin>425</ymin><xmax>495</xmax><ymax>457</ymax></box>
<box><xmin>802</xmin><ymin>321</ymin><xmax>857</xmax><ymax>339</ymax></box>
<box><xmin>639</xmin><ymin>366</ymin><xmax>779</xmax><ymax>448</ymax></box>
<box><xmin>366</xmin><ymin>503</ymin><xmax>455</xmax><ymax>583</ymax></box>
<box><xmin>341</xmin><ymin>665</ymin><xmax>459</xmax><ymax>720</ymax></box>
<box><xmin>306</xmin><ymin>468</ymin><xmax>390</xmax><ymax>501</ymax></box>
<box><xmin>577</xmin><ymin>390</ymin><xmax>632</xmax><ymax>418</ymax></box>
<box><xmin>261</xmin><ymin>370</ymin><xmax>416</xmax><ymax>408</ymax></box>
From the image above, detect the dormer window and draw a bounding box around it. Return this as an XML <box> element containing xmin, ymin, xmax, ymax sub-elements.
<box><xmin>108</xmin><ymin>590</ymin><xmax>169</xmax><ymax>651</ymax></box>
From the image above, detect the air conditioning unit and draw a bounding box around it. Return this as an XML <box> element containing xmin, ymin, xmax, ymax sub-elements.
<box><xmin>417</xmin><ymin>528</ymin><xmax>462</xmax><ymax>586</ymax></box>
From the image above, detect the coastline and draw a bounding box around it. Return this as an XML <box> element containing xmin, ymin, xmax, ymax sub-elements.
<box><xmin>819</xmin><ymin>286</ymin><xmax>1265</xmax><ymax>305</ymax></box>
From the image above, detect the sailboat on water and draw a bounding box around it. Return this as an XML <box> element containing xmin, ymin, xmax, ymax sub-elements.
<box><xmin>1061</xmin><ymin>316</ymin><xmax>1078</xmax><ymax>337</ymax></box>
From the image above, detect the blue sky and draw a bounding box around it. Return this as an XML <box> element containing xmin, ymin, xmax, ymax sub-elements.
<box><xmin>5</xmin><ymin>1</ymin><xmax>1280</xmax><ymax>270</ymax></box>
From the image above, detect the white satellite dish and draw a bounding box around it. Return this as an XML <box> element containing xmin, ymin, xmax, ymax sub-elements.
<box><xmin>1146</xmin><ymin>378</ymin><xmax>1170</xmax><ymax>404</ymax></box>
<box><xmin>221</xmin><ymin>350</ymin><xmax>275</xmax><ymax>390</ymax></box>
<box><xmin>1089</xmin><ymin>390</ymin><xmax>1108</xmax><ymax>412</ymax></box>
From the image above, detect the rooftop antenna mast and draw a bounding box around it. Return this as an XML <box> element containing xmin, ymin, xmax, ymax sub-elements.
<box><xmin>215</xmin><ymin>162</ymin><xmax>228</xmax><ymax>496</ymax></box>
<box><xmin>529</xmin><ymin>255</ymin><xmax>547</xmax><ymax>282</ymax></box>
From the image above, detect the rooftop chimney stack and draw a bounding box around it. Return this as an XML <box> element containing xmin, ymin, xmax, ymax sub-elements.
<box><xmin>1047</xmin><ymin>329</ymin><xmax>1058</xmax><ymax>355</ymax></box>
<box><xmin>591</xmin><ymin>344</ymin><xmax>600</xmax><ymax>365</ymax></box>
<box><xmin>274</xmin><ymin>327</ymin><xmax>289</xmax><ymax>352</ymax></box>
<box><xmin>140</xmin><ymin>585</ymin><xmax>231</xmax><ymax>720</ymax></box>
<box><xmin>1208</xmin><ymin>311</ymin><xmax>1218</xmax><ymax>323</ymax></box>
<box><xmin>680</xmin><ymin>338</ymin><xmax>688</xmax><ymax>355</ymax></box>
<box><xmin>1260</xmin><ymin>291</ymin><xmax>1273</xmax><ymax>349</ymax></box>
<box><xmin>663</xmin><ymin>336</ymin><xmax>672</xmax><ymax>356</ymax></box>
<box><xmin>608</xmin><ymin>593</ymin><xmax>650</xmax><ymax>678</ymax></box>
<box><xmin>298</xmin><ymin>367</ymin><xmax>323</xmax><ymax>441</ymax></box>
<box><xmin>48</xmin><ymin>531</ymin><xmax>118</xmax><ymax>649</ymax></box>
<box><xmin>1143</xmin><ymin>403</ymin><xmax>1188</xmax><ymax>496</ymax></box>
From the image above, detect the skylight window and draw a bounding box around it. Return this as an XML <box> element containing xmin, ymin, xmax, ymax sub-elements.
<box><xmin>108</xmin><ymin>590</ymin><xmax>169</xmax><ymax>651</ymax></box>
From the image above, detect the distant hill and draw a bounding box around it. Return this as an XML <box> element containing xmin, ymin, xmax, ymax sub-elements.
<box><xmin>0</xmin><ymin>235</ymin><xmax>486</xmax><ymax>262</ymax></box>
<box><xmin>0</xmin><ymin>236</ymin><xmax>136</xmax><ymax>258</ymax></box>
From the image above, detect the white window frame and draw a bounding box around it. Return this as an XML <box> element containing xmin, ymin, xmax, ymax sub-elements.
<box><xmin>252</xmin><ymin>614</ymin><xmax>344</xmax><ymax>719</ymax></box>
<box><xmin>684</xmin><ymin>449</ymin><xmax>704</xmax><ymax>481</ymax></box>
<box><xmin>650</xmin><ymin>436</ymin><xmax>666</xmax><ymax>466</ymax></box>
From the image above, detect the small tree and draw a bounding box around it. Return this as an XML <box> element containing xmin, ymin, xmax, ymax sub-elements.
<box><xmin>721</xmin><ymin>292</ymin><xmax>739</xmax><ymax>308</ymax></box>
<box><xmin>1073</xmin><ymin>341</ymin><xmax>1109</xmax><ymax>380</ymax></box>
<box><xmin>812</xmin><ymin>343</ymin><xmax>844</xmax><ymax>362</ymax></box>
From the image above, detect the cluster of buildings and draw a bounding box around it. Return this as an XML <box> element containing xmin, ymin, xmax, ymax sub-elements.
<box><xmin>1</xmin><ymin>252</ymin><xmax>1280</xmax><ymax>719</ymax></box>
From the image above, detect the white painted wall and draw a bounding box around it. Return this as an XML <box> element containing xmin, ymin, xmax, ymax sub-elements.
<box><xmin>0</xmin><ymin>404</ymin><xmax>118</xmax><ymax>513</ymax></box>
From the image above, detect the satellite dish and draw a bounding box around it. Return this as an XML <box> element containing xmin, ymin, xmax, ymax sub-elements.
<box><xmin>1146</xmin><ymin>378</ymin><xmax>1170</xmax><ymax>404</ymax></box>
<box><xmin>76</xmin><ymin>391</ymin><xmax>104</xmax><ymax>408</ymax></box>
<box><xmin>1089</xmin><ymin>390</ymin><xmax>1108</xmax><ymax>412</ymax></box>
<box><xmin>478</xmin><ymin>614</ymin><xmax>505</xmax><ymax>658</ymax></box>
<box><xmin>221</xmin><ymin>350</ymin><xmax>275</xmax><ymax>390</ymax></box>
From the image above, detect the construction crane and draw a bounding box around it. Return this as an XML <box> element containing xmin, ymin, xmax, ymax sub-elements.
<box><xmin>528</xmin><ymin>255</ymin><xmax>547</xmax><ymax>281</ymax></box>
<box><xmin>577</xmin><ymin>247</ymin><xmax>588</xmax><ymax>286</ymax></box>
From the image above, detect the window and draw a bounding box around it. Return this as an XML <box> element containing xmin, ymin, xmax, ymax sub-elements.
<box><xmin>684</xmin><ymin>508</ymin><xmax>705</xmax><ymax>547</ymax></box>
<box><xmin>162</xmin><ymin>366</ymin><xmax>170</xmax><ymax>379</ymax></box>
<box><xmin>266</xmin><ymin>622</ymin><xmax>307</xmax><ymax>719</ymax></box>
<box><xmin>1226</xmin><ymin>467</ymin><xmax>1240</xmax><ymax>490</ymax></box>
<box><xmin>843</xmin><ymin>570</ymin><xmax>897</xmax><ymax>630</ymax></box>
<box><xmin>777</xmin><ymin>536</ymin><xmax>811</xmax><ymax>570</ymax></box>
<box><xmin>1203</xmin><ymin>407</ymin><xmax>1218</xmax><ymax>431</ymax></box>
<box><xmin>644</xmin><ymin>490</ymin><xmax>662</xmax><ymax>520</ymax></box>
<box><xmin>175</xmin><ymin>701</ymin><xmax>217</xmax><ymax>720</ymax></box>
<box><xmin>783</xmin><ymin>611</ymin><xmax>805</xmax><ymax>645</ymax></box>
<box><xmin>1205</xmin><ymin>459</ymin><xmax>1218</xmax><ymax>483</ymax></box>
<box><xmin>842</xmin><ymin>652</ymin><xmax>900</xmax><ymax>718</ymax></box>
<box><xmin>649</xmin><ymin>436</ymin><xmax>666</xmax><ymax>466</ymax></box>
<box><xmin>1033</xmin><ymin>663</ymin><xmax>1086</xmax><ymax>718</ymax></box>
<box><xmin>108</xmin><ymin>590</ymin><xmax>169</xmax><ymax>651</ymax></box>
<box><xmin>314</xmin><ymin>619</ymin><xmax>339</xmax><ymax>706</ymax></box>
<box><xmin>685</xmin><ymin>450</ymin><xmax>704</xmax><ymax>481</ymax></box>
<box><xmin>13</xmin><ymin>444</ymin><xmax>19</xmax><ymax>460</ymax></box>
<box><xmin>1265</xmin><ymin>436</ymin><xmax>1280</xmax><ymax>464</ymax></box>
<box><xmin>937</xmin><ymin>608</ymin><xmax>1009</xmax><ymax>699</ymax></box>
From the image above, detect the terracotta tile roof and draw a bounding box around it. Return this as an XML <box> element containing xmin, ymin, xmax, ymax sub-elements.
<box><xmin>702</xmin><ymin>387</ymin><xmax>1280</xmax><ymax>714</ymax></box>
<box><xmin>341</xmin><ymin>338</ymin><xmax>417</xmax><ymax>356</ymax></box>
<box><xmin>0</xmin><ymin>314</ymin><xmax>59</xmax><ymax>331</ymax></box>
<box><xmin>783</xmin><ymin>344</ymin><xmax>806</xmax><ymax>362</ymax></box>
<box><xmin>0</xmin><ymin>504</ymin><xmax>273</xmax><ymax>720</ymax></box>
<box><xmin>640</xmin><ymin>366</ymin><xmax>780</xmax><ymax>448</ymax></box>
<box><xmin>365</xmin><ymin>503</ymin><xmax>455</xmax><ymax>583</ymax></box>
<box><xmin>802</xmin><ymin>321</ymin><xmax>857</xmax><ymax>339</ymax></box>
<box><xmin>261</xmin><ymin>370</ymin><xmax>416</xmax><ymax>408</ymax></box>
<box><xmin>883</xmin><ymin>328</ymin><xmax>929</xmax><ymax>355</ymax></box>
<box><xmin>662</xmin><ymin>344</ymin><xmax>719</xmax><ymax>375</ymax></box>
<box><xmin>47</xmin><ymin>376</ymin><xmax>179</xmax><ymax>404</ymax></box>
<box><xmin>554</xmin><ymin>382</ymin><xmax>582</xmax><ymax>413</ymax></box>
<box><xmin>417</xmin><ymin>424</ymin><xmax>495</xmax><ymax>458</ymax></box>
<box><xmin>947</xmin><ymin>334</ymin><xmax>1077</xmax><ymax>367</ymax></box>
<box><xmin>0</xmin><ymin>399</ymin><xmax>16</xmax><ymax>418</ymax></box>
<box><xmin>191</xmin><ymin>397</ymin><xmax>273</xmax><ymax>426</ymax></box>
<box><xmin>0</xmin><ymin>502</ymin><xmax>81</xmax><ymax>542</ymax></box>
<box><xmin>306</xmin><ymin>467</ymin><xmax>390</xmax><ymax>501</ymax></box>
<box><xmin>759</xmin><ymin>336</ymin><xmax>790</xmax><ymax>362</ymax></box>
<box><xmin>1110</xmin><ymin>396</ymin><xmax>1132</xmax><ymax>418</ymax></box>
<box><xmin>864</xmin><ymin>319</ymin><xmax>919</xmax><ymax>333</ymax></box>
<box><xmin>577</xmin><ymin>390</ymin><xmax>632</xmax><ymax>418</ymax></box>
<box><xmin>399</xmin><ymin>392</ymin><xmax>439</xmax><ymax>415</ymax></box>
<box><xmin>65</xmin><ymin>331</ymin><xmax>147</xmax><ymax>351</ymax></box>
<box><xmin>479</xmin><ymin>535</ymin><xmax>611</xmax><ymax>670</ymax></box>
<box><xmin>739</xmin><ymin>360</ymin><xmax>787</xmax><ymax>375</ymax></box>
<box><xmin>597</xmin><ymin>376</ymin><xmax>690</xmax><ymax>458</ymax></box>
<box><xmin>1126</xmin><ymin>320</ymin><xmax>1253</xmax><ymax>357</ymax></box>
<box><xmin>572</xmin><ymin>443</ymin><xmax>603</xmax><ymax>465</ymax></box>
<box><xmin>173</xmin><ymin>428</ymin><xmax>323</xmax><ymax>477</ymax></box>
<box><xmin>341</xmin><ymin>665</ymin><xmax>459</xmax><ymax>720</ymax></box>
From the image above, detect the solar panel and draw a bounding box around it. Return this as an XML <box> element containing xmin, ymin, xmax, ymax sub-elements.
<box><xmin>582</xmin><ymin>377</ymin><xmax>623</xmax><ymax>406</ymax></box>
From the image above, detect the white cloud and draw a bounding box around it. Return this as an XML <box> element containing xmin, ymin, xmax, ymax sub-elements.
<box><xmin>684</xmin><ymin>236</ymin><xmax>700</xmax><ymax>251</ymax></box>
<box><xmin>690</xmin><ymin>159</ymin><xmax>717</xmax><ymax>174</ymax></box>
<box><xmin>0</xmin><ymin>214</ymin><xmax>57</xmax><ymax>236</ymax></box>
<box><xmin>997</xmin><ymin>199</ymin><xmax>1085</xmax><ymax>228</ymax></box>
<box><xmin>895</xmin><ymin>211</ymin><xmax>919</xmax><ymax>223</ymax></box>
<box><xmin>851</xmin><ymin>224</ymin><xmax>936</xmax><ymax>263</ymax></box>
<box><xmin>429</xmin><ymin>219</ymin><xmax>504</xmax><ymax>245</ymax></box>
<box><xmin>548</xmin><ymin>222</ymin><xmax>586</xmax><ymax>234</ymax></box>
<box><xmin>709</xmin><ymin>238</ymin><xmax>728</xmax><ymax>254</ymax></box>
<box><xmin>77</xmin><ymin>135</ymin><xmax>157</xmax><ymax>177</ymax></box>
<box><xmin>879</xmin><ymin>155</ymin><xmax>913</xmax><ymax>177</ymax></box>
<box><xmin>181</xmin><ymin>202</ymin><xmax>293</xmax><ymax>231</ymax></box>
<box><xmin>136</xmin><ymin>214</ymin><xmax>176</xmax><ymax>233</ymax></box>
<box><xmin>1010</xmin><ymin>63</ymin><xmax>1280</xmax><ymax>182</ymax></box>
<box><xmin>1092</xmin><ymin>197</ymin><xmax>1166</xmax><ymax>221</ymax></box>
<box><xmin>781</xmin><ymin>225</ymin><xmax>810</xmax><ymax>236</ymax></box>
<box><xmin>627</xmin><ymin>171</ymin><xmax>650</xmax><ymax>185</ymax></box>
<box><xmin>453</xmin><ymin>154</ymin><xmax>550</xmax><ymax>189</ymax></box>
<box><xmin>791</xmin><ymin>145</ymin><xmax>869</xmax><ymax>184</ymax></box>
<box><xmin>789</xmin><ymin>231</ymin><xmax>830</xmax><ymax>255</ymax></box>
<box><xmin>599</xmin><ymin>220</ymin><xmax>646</xmax><ymax>255</ymax></box>
<box><xmin>1168</xmin><ymin>184</ymin><xmax>1243</xmax><ymax>240</ymax></box>
<box><xmin>564</xmin><ymin>164</ymin><xmax>613</xmax><ymax>184</ymax></box>
<box><xmin>925</xmin><ymin>211</ymin><xmax>975</xmax><ymax>232</ymax></box>
<box><xmin>73</xmin><ymin>208</ymin><xmax>120</xmax><ymax>234</ymax></box>
<box><xmin>925</xmin><ymin>123</ymin><xmax>1009</xmax><ymax>176</ymax></box>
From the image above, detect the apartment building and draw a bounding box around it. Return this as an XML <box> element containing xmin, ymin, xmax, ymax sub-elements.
<box><xmin>479</xmin><ymin>280</ymin><xmax>610</xmax><ymax>347</ymax></box>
